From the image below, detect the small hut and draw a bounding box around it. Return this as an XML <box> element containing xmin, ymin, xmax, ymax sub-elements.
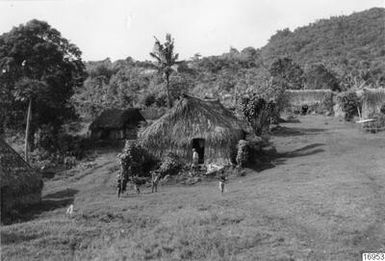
<box><xmin>0</xmin><ymin>139</ymin><xmax>43</xmax><ymax>217</ymax></box>
<box><xmin>284</xmin><ymin>89</ymin><xmax>335</xmax><ymax>114</ymax></box>
<box><xmin>139</xmin><ymin>95</ymin><xmax>246</xmax><ymax>165</ymax></box>
<box><xmin>361</xmin><ymin>88</ymin><xmax>385</xmax><ymax>119</ymax></box>
<box><xmin>89</xmin><ymin>108</ymin><xmax>146</xmax><ymax>140</ymax></box>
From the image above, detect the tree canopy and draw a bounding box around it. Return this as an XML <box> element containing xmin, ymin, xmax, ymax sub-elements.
<box><xmin>150</xmin><ymin>34</ymin><xmax>180</xmax><ymax>108</ymax></box>
<box><xmin>0</xmin><ymin>19</ymin><xmax>85</xmax><ymax>132</ymax></box>
<box><xmin>262</xmin><ymin>7</ymin><xmax>385</xmax><ymax>87</ymax></box>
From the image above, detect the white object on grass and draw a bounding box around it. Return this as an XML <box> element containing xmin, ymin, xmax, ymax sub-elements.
<box><xmin>356</xmin><ymin>119</ymin><xmax>375</xmax><ymax>123</ymax></box>
<box><xmin>66</xmin><ymin>204</ymin><xmax>74</xmax><ymax>215</ymax></box>
<box><xmin>206</xmin><ymin>163</ymin><xmax>223</xmax><ymax>175</ymax></box>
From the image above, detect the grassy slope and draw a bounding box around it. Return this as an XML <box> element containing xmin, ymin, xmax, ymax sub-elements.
<box><xmin>2</xmin><ymin>115</ymin><xmax>385</xmax><ymax>260</ymax></box>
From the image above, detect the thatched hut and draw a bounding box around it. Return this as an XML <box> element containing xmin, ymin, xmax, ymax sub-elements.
<box><xmin>0</xmin><ymin>139</ymin><xmax>43</xmax><ymax>216</ymax></box>
<box><xmin>284</xmin><ymin>90</ymin><xmax>335</xmax><ymax>114</ymax></box>
<box><xmin>139</xmin><ymin>95</ymin><xmax>246</xmax><ymax>165</ymax></box>
<box><xmin>361</xmin><ymin>88</ymin><xmax>385</xmax><ymax>119</ymax></box>
<box><xmin>89</xmin><ymin>108</ymin><xmax>146</xmax><ymax>140</ymax></box>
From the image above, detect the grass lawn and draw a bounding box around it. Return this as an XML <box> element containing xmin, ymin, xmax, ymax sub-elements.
<box><xmin>2</xmin><ymin>115</ymin><xmax>385</xmax><ymax>260</ymax></box>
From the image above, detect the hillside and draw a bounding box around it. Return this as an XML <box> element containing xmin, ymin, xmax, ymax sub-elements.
<box><xmin>262</xmin><ymin>7</ymin><xmax>385</xmax><ymax>84</ymax></box>
<box><xmin>68</xmin><ymin>8</ymin><xmax>385</xmax><ymax>121</ymax></box>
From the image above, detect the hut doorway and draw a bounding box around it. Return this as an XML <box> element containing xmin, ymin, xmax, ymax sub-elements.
<box><xmin>301</xmin><ymin>104</ymin><xmax>309</xmax><ymax>115</ymax></box>
<box><xmin>192</xmin><ymin>138</ymin><xmax>205</xmax><ymax>164</ymax></box>
<box><xmin>100</xmin><ymin>130</ymin><xmax>110</xmax><ymax>140</ymax></box>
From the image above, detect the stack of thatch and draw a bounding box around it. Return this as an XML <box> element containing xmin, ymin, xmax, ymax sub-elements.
<box><xmin>361</xmin><ymin>88</ymin><xmax>385</xmax><ymax>119</ymax></box>
<box><xmin>139</xmin><ymin>95</ymin><xmax>246</xmax><ymax>165</ymax></box>
<box><xmin>0</xmin><ymin>139</ymin><xmax>43</xmax><ymax>216</ymax></box>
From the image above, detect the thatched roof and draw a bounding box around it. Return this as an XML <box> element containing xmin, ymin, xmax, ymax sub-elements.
<box><xmin>0</xmin><ymin>139</ymin><xmax>43</xmax><ymax>196</ymax></box>
<box><xmin>362</xmin><ymin>88</ymin><xmax>385</xmax><ymax>118</ymax></box>
<box><xmin>90</xmin><ymin>108</ymin><xmax>146</xmax><ymax>130</ymax></box>
<box><xmin>139</xmin><ymin>95</ymin><xmax>246</xmax><ymax>162</ymax></box>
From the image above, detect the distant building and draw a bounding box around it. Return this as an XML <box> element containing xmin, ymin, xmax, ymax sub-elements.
<box><xmin>89</xmin><ymin>108</ymin><xmax>146</xmax><ymax>140</ymax></box>
<box><xmin>0</xmin><ymin>139</ymin><xmax>43</xmax><ymax>218</ymax></box>
<box><xmin>284</xmin><ymin>89</ymin><xmax>335</xmax><ymax>114</ymax></box>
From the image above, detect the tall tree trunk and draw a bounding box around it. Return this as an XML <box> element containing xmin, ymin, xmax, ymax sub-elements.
<box><xmin>165</xmin><ymin>74</ymin><xmax>172</xmax><ymax>108</ymax></box>
<box><xmin>0</xmin><ymin>113</ymin><xmax>4</xmax><ymax>140</ymax></box>
<box><xmin>25</xmin><ymin>98</ymin><xmax>32</xmax><ymax>163</ymax></box>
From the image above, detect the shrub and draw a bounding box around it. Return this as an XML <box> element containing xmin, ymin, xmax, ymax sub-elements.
<box><xmin>235</xmin><ymin>137</ymin><xmax>263</xmax><ymax>168</ymax></box>
<box><xmin>236</xmin><ymin>140</ymin><xmax>249</xmax><ymax>168</ymax></box>
<box><xmin>30</xmin><ymin>148</ymin><xmax>61</xmax><ymax>170</ymax></box>
<box><xmin>34</xmin><ymin>124</ymin><xmax>90</xmax><ymax>160</ymax></box>
<box><xmin>155</xmin><ymin>94</ymin><xmax>167</xmax><ymax>107</ymax></box>
<box><xmin>337</xmin><ymin>91</ymin><xmax>360</xmax><ymax>121</ymax></box>
<box><xmin>117</xmin><ymin>141</ymin><xmax>158</xmax><ymax>178</ymax></box>
<box><xmin>56</xmin><ymin>133</ymin><xmax>90</xmax><ymax>160</ymax></box>
<box><xmin>143</xmin><ymin>94</ymin><xmax>156</xmax><ymax>107</ymax></box>
<box><xmin>158</xmin><ymin>152</ymin><xmax>182</xmax><ymax>176</ymax></box>
<box><xmin>304</xmin><ymin>64</ymin><xmax>340</xmax><ymax>91</ymax></box>
<box><xmin>240</xmin><ymin>95</ymin><xmax>276</xmax><ymax>136</ymax></box>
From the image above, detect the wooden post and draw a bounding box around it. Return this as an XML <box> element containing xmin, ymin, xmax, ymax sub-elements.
<box><xmin>25</xmin><ymin>98</ymin><xmax>32</xmax><ymax>163</ymax></box>
<box><xmin>166</xmin><ymin>75</ymin><xmax>172</xmax><ymax>108</ymax></box>
<box><xmin>357</xmin><ymin>106</ymin><xmax>362</xmax><ymax>121</ymax></box>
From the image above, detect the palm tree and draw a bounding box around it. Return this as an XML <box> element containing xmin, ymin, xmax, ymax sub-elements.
<box><xmin>14</xmin><ymin>78</ymin><xmax>47</xmax><ymax>163</ymax></box>
<box><xmin>150</xmin><ymin>34</ymin><xmax>180</xmax><ymax>108</ymax></box>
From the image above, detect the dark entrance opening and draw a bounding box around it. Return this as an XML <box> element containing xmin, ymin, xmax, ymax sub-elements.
<box><xmin>301</xmin><ymin>104</ymin><xmax>309</xmax><ymax>115</ymax></box>
<box><xmin>100</xmin><ymin>130</ymin><xmax>110</xmax><ymax>140</ymax></box>
<box><xmin>192</xmin><ymin>138</ymin><xmax>205</xmax><ymax>164</ymax></box>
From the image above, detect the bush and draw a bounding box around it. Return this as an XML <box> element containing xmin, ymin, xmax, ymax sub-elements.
<box><xmin>236</xmin><ymin>140</ymin><xmax>249</xmax><ymax>168</ymax></box>
<box><xmin>34</xmin><ymin>124</ymin><xmax>90</xmax><ymax>160</ymax></box>
<box><xmin>56</xmin><ymin>133</ymin><xmax>90</xmax><ymax>159</ymax></box>
<box><xmin>304</xmin><ymin>64</ymin><xmax>340</xmax><ymax>91</ymax></box>
<box><xmin>240</xmin><ymin>95</ymin><xmax>276</xmax><ymax>136</ymax></box>
<box><xmin>117</xmin><ymin>141</ymin><xmax>158</xmax><ymax>178</ymax></box>
<box><xmin>158</xmin><ymin>152</ymin><xmax>183</xmax><ymax>176</ymax></box>
<box><xmin>235</xmin><ymin>137</ymin><xmax>263</xmax><ymax>168</ymax></box>
<box><xmin>143</xmin><ymin>94</ymin><xmax>156</xmax><ymax>107</ymax></box>
<box><xmin>337</xmin><ymin>91</ymin><xmax>360</xmax><ymax>121</ymax></box>
<box><xmin>155</xmin><ymin>94</ymin><xmax>167</xmax><ymax>107</ymax></box>
<box><xmin>30</xmin><ymin>148</ymin><xmax>61</xmax><ymax>170</ymax></box>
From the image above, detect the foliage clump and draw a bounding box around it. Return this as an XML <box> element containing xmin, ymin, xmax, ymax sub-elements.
<box><xmin>337</xmin><ymin>91</ymin><xmax>360</xmax><ymax>121</ymax></box>
<box><xmin>158</xmin><ymin>152</ymin><xmax>183</xmax><ymax>176</ymax></box>
<box><xmin>117</xmin><ymin>142</ymin><xmax>158</xmax><ymax>178</ymax></box>
<box><xmin>269</xmin><ymin>57</ymin><xmax>305</xmax><ymax>90</ymax></box>
<box><xmin>236</xmin><ymin>140</ymin><xmax>250</xmax><ymax>168</ymax></box>
<box><xmin>240</xmin><ymin>95</ymin><xmax>276</xmax><ymax>136</ymax></box>
<box><xmin>304</xmin><ymin>64</ymin><xmax>340</xmax><ymax>91</ymax></box>
<box><xmin>0</xmin><ymin>19</ymin><xmax>86</xmax><ymax>159</ymax></box>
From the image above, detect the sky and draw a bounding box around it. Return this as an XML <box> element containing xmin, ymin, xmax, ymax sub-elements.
<box><xmin>0</xmin><ymin>0</ymin><xmax>383</xmax><ymax>62</ymax></box>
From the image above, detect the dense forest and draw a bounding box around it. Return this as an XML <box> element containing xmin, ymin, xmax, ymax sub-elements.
<box><xmin>262</xmin><ymin>7</ymin><xmax>385</xmax><ymax>87</ymax></box>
